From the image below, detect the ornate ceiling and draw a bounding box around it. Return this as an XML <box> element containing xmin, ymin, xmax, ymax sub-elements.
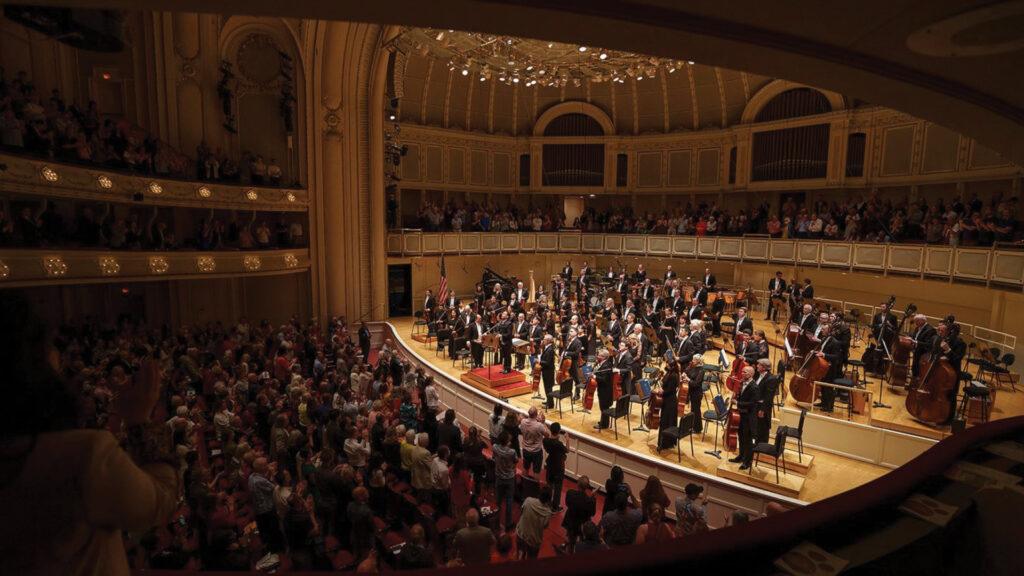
<box><xmin>394</xmin><ymin>28</ymin><xmax>774</xmax><ymax>136</ymax></box>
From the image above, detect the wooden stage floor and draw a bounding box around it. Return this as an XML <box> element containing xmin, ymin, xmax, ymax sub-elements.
<box><xmin>390</xmin><ymin>317</ymin><xmax>891</xmax><ymax>503</ymax></box>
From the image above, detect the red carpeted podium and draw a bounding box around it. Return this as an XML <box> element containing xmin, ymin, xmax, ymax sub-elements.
<box><xmin>460</xmin><ymin>366</ymin><xmax>533</xmax><ymax>398</ymax></box>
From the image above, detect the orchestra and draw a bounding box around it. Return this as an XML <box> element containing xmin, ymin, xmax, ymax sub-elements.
<box><xmin>411</xmin><ymin>260</ymin><xmax>978</xmax><ymax>482</ymax></box>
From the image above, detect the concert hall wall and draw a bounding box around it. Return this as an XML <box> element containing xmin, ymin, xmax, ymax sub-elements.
<box><xmin>392</xmin><ymin>252</ymin><xmax>1023</xmax><ymax>346</ymax></box>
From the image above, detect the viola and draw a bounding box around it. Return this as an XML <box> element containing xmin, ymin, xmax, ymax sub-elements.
<box><xmin>583</xmin><ymin>374</ymin><xmax>598</xmax><ymax>411</ymax></box>
<box><xmin>789</xmin><ymin>352</ymin><xmax>831</xmax><ymax>405</ymax></box>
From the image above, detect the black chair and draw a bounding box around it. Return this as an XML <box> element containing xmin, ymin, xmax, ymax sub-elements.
<box><xmin>601</xmin><ymin>395</ymin><xmax>632</xmax><ymax>440</ymax></box>
<box><xmin>700</xmin><ymin>395</ymin><xmax>730</xmax><ymax>458</ymax></box>
<box><xmin>551</xmin><ymin>381</ymin><xmax>575</xmax><ymax>418</ymax></box>
<box><xmin>752</xmin><ymin>428</ymin><xmax>789</xmax><ymax>483</ymax></box>
<box><xmin>991</xmin><ymin>353</ymin><xmax>1016</xmax><ymax>392</ymax></box>
<box><xmin>958</xmin><ymin>380</ymin><xmax>991</xmax><ymax>423</ymax></box>
<box><xmin>658</xmin><ymin>412</ymin><xmax>697</xmax><ymax>462</ymax></box>
<box><xmin>777</xmin><ymin>408</ymin><xmax>807</xmax><ymax>462</ymax></box>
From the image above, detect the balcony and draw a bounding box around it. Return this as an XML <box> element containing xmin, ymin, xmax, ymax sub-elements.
<box><xmin>0</xmin><ymin>248</ymin><xmax>309</xmax><ymax>287</ymax></box>
<box><xmin>0</xmin><ymin>152</ymin><xmax>308</xmax><ymax>211</ymax></box>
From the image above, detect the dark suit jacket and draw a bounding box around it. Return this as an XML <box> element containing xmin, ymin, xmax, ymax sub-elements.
<box><xmin>687</xmin><ymin>305</ymin><xmax>704</xmax><ymax>321</ymax></box>
<box><xmin>540</xmin><ymin>344</ymin><xmax>556</xmax><ymax>373</ymax></box>
<box><xmin>736</xmin><ymin>379</ymin><xmax>762</xmax><ymax>415</ymax></box>
<box><xmin>801</xmin><ymin>285</ymin><xmax>815</xmax><ymax>299</ymax></box>
<box><xmin>734</xmin><ymin>316</ymin><xmax>754</xmax><ymax>336</ymax></box>
<box><xmin>755</xmin><ymin>372</ymin><xmax>780</xmax><ymax>416</ymax></box>
<box><xmin>704</xmin><ymin>274</ymin><xmax>717</xmax><ymax>288</ymax></box>
<box><xmin>768</xmin><ymin>277</ymin><xmax>786</xmax><ymax>294</ymax></box>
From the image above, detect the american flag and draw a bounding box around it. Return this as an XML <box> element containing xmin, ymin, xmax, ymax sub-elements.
<box><xmin>438</xmin><ymin>254</ymin><xmax>448</xmax><ymax>303</ymax></box>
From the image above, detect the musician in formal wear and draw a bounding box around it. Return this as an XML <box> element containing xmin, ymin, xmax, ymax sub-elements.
<box><xmin>606</xmin><ymin>311</ymin><xmax>623</xmax><ymax>348</ymax></box>
<box><xmin>688</xmin><ymin>319</ymin><xmax>707</xmax><ymax>358</ymax></box>
<box><xmin>495</xmin><ymin>311</ymin><xmax>513</xmax><ymax>373</ymax></box>
<box><xmin>754</xmin><ymin>358</ymin><xmax>780</xmax><ymax>443</ymax></box>
<box><xmin>787</xmin><ymin>279</ymin><xmax>802</xmax><ymax>318</ymax></box>
<box><xmin>467</xmin><ymin>314</ymin><xmax>487</xmax><ymax>369</ymax></box>
<box><xmin>513</xmin><ymin>312</ymin><xmax>529</xmax><ymax>370</ymax></box>
<box><xmin>796</xmin><ymin>304</ymin><xmax>817</xmax><ymax>333</ymax></box>
<box><xmin>561</xmin><ymin>261</ymin><xmax>573</xmax><ymax>282</ymax></box>
<box><xmin>622</xmin><ymin>299</ymin><xmax>637</xmax><ymax>323</ymax></box>
<box><xmin>766</xmin><ymin>271</ymin><xmax>787</xmax><ymax>321</ymax></box>
<box><xmin>734</xmin><ymin>307</ymin><xmax>754</xmax><ymax>336</ymax></box>
<box><xmin>659</xmin><ymin>308</ymin><xmax>678</xmax><ymax>352</ymax></box>
<box><xmin>929</xmin><ymin>319</ymin><xmax>967</xmax><ymax>424</ymax></box>
<box><xmin>578</xmin><ymin>261</ymin><xmax>591</xmax><ymax>287</ymax></box>
<box><xmin>676</xmin><ymin>326</ymin><xmax>698</xmax><ymax>366</ymax></box>
<box><xmin>685</xmin><ymin>300</ymin><xmax>704</xmax><ymax>322</ymax></box>
<box><xmin>423</xmin><ymin>289</ymin><xmax>437</xmax><ymax>321</ymax></box>
<box><xmin>594</xmin><ymin>348</ymin><xmax>615</xmax><ymax>430</ymax></box>
<box><xmin>629</xmin><ymin>324</ymin><xmax>650</xmax><ymax>366</ymax></box>
<box><xmin>664</xmin><ymin>265</ymin><xmax>677</xmax><ymax>282</ymax></box>
<box><xmin>634</xmin><ymin>263</ymin><xmax>647</xmax><ymax>283</ymax></box>
<box><xmin>816</xmin><ymin>323</ymin><xmax>846</xmax><ymax>413</ymax></box>
<box><xmin>650</xmin><ymin>289</ymin><xmax>665</xmax><ymax>314</ymax></box>
<box><xmin>670</xmin><ymin>289</ymin><xmax>686</xmax><ymax>315</ymax></box>
<box><xmin>830</xmin><ymin>312</ymin><xmax>852</xmax><ymax>373</ymax></box>
<box><xmin>640</xmin><ymin>279</ymin><xmax>655</xmax><ymax>303</ymax></box>
<box><xmin>812</xmin><ymin>312</ymin><xmax>830</xmax><ymax>339</ymax></box>
<box><xmin>513</xmin><ymin>282</ymin><xmax>529</xmax><ymax>308</ymax></box>
<box><xmin>444</xmin><ymin>291</ymin><xmax>459</xmax><ymax>310</ymax></box>
<box><xmin>910</xmin><ymin>314</ymin><xmax>936</xmax><ymax>379</ymax></box>
<box><xmin>739</xmin><ymin>330</ymin><xmax>769</xmax><ymax>364</ymax></box>
<box><xmin>602</xmin><ymin>298</ymin><xmax>616</xmax><ymax>319</ymax></box>
<box><xmin>615</xmin><ymin>340</ymin><xmax>635</xmax><ymax>397</ymax></box>
<box><xmin>540</xmin><ymin>335</ymin><xmax>557</xmax><ymax>409</ymax></box>
<box><xmin>729</xmin><ymin>365</ymin><xmax>761</xmax><ymax>470</ymax></box>
<box><xmin>801</xmin><ymin>278</ymin><xmax>815</xmax><ymax>301</ymax></box>
<box><xmin>685</xmin><ymin>355</ymin><xmax>706</xmax><ymax>433</ymax></box>
<box><xmin>615</xmin><ymin>274</ymin><xmax>630</xmax><ymax>295</ymax></box>
<box><xmin>871</xmin><ymin>302</ymin><xmax>897</xmax><ymax>342</ymax></box>
<box><xmin>693</xmin><ymin>281</ymin><xmax>709</xmax><ymax>307</ymax></box>
<box><xmin>447</xmin><ymin>309</ymin><xmax>467</xmax><ymax>360</ymax></box>
<box><xmin>563</xmin><ymin>328</ymin><xmax>584</xmax><ymax>400</ymax></box>
<box><xmin>703</xmin><ymin>268</ymin><xmax>717</xmax><ymax>290</ymax></box>
<box><xmin>657</xmin><ymin>360</ymin><xmax>681</xmax><ymax>449</ymax></box>
<box><xmin>708</xmin><ymin>294</ymin><xmax>726</xmax><ymax>337</ymax></box>
<box><xmin>528</xmin><ymin>316</ymin><xmax>544</xmax><ymax>366</ymax></box>
<box><xmin>605</xmin><ymin>266</ymin><xmax>616</xmax><ymax>282</ymax></box>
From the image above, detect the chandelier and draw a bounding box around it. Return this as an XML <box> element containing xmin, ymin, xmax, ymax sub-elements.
<box><xmin>393</xmin><ymin>28</ymin><xmax>695</xmax><ymax>88</ymax></box>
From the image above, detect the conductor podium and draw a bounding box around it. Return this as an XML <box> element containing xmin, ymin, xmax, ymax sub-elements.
<box><xmin>459</xmin><ymin>333</ymin><xmax>533</xmax><ymax>398</ymax></box>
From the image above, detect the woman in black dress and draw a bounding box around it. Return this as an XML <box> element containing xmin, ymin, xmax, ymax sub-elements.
<box><xmin>658</xmin><ymin>360</ymin><xmax>681</xmax><ymax>449</ymax></box>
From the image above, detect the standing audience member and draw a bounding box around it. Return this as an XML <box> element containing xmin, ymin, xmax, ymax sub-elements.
<box><xmin>516</xmin><ymin>485</ymin><xmax>554</xmax><ymax>559</ymax></box>
<box><xmin>452</xmin><ymin>509</ymin><xmax>496</xmax><ymax>566</ymax></box>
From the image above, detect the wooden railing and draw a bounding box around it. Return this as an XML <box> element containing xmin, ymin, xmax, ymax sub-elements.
<box><xmin>0</xmin><ymin>248</ymin><xmax>309</xmax><ymax>286</ymax></box>
<box><xmin>0</xmin><ymin>152</ymin><xmax>308</xmax><ymax>211</ymax></box>
<box><xmin>387</xmin><ymin>231</ymin><xmax>1024</xmax><ymax>288</ymax></box>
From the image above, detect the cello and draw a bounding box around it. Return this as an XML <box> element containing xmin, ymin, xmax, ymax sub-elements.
<box><xmin>582</xmin><ymin>372</ymin><xmax>598</xmax><ymax>411</ymax></box>
<box><xmin>532</xmin><ymin>360</ymin><xmax>542</xmax><ymax>395</ymax></box>
<box><xmin>905</xmin><ymin>317</ymin><xmax>959</xmax><ymax>426</ymax></box>
<box><xmin>725</xmin><ymin>334</ymin><xmax>748</xmax><ymax>395</ymax></box>
<box><xmin>788</xmin><ymin>344</ymin><xmax>831</xmax><ymax>405</ymax></box>
<box><xmin>888</xmin><ymin>303</ymin><xmax>917</xmax><ymax>388</ymax></box>
<box><xmin>646</xmin><ymin>389</ymin><xmax>664</xmax><ymax>429</ymax></box>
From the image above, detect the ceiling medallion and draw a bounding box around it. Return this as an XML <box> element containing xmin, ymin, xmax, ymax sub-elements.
<box><xmin>243</xmin><ymin>254</ymin><xmax>262</xmax><ymax>271</ymax></box>
<box><xmin>196</xmin><ymin>256</ymin><xmax>216</xmax><ymax>273</ymax></box>
<box><xmin>149</xmin><ymin>256</ymin><xmax>170</xmax><ymax>274</ymax></box>
<box><xmin>42</xmin><ymin>255</ymin><xmax>68</xmax><ymax>277</ymax></box>
<box><xmin>97</xmin><ymin>175</ymin><xmax>113</xmax><ymax>189</ymax></box>
<box><xmin>395</xmin><ymin>28</ymin><xmax>694</xmax><ymax>87</ymax></box>
<box><xmin>98</xmin><ymin>256</ymin><xmax>121</xmax><ymax>275</ymax></box>
<box><xmin>41</xmin><ymin>166</ymin><xmax>59</xmax><ymax>182</ymax></box>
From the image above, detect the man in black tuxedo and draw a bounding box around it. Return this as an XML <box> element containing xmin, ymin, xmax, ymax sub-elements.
<box><xmin>513</xmin><ymin>282</ymin><xmax>529</xmax><ymax>310</ymax></box>
<box><xmin>445</xmin><ymin>292</ymin><xmax>459</xmax><ymax>310</ymax></box>
<box><xmin>871</xmin><ymin>302</ymin><xmax>898</xmax><ymax>343</ymax></box>
<box><xmin>640</xmin><ymin>279</ymin><xmax>654</xmax><ymax>303</ymax></box>
<box><xmin>664</xmin><ymin>265</ymin><xmax>677</xmax><ymax>282</ymax></box>
<box><xmin>495</xmin><ymin>311</ymin><xmax>513</xmax><ymax>373</ymax></box>
<box><xmin>685</xmin><ymin>355</ymin><xmax>706</xmax><ymax>433</ymax></box>
<box><xmin>564</xmin><ymin>329</ymin><xmax>584</xmax><ymax>399</ymax></box>
<box><xmin>740</xmin><ymin>330</ymin><xmax>770</xmax><ymax>365</ymax></box>
<box><xmin>693</xmin><ymin>282</ymin><xmax>709</xmax><ymax>307</ymax></box>
<box><xmin>561</xmin><ymin>261</ymin><xmax>573</xmax><ymax>282</ymax></box>
<box><xmin>615</xmin><ymin>274</ymin><xmax>630</xmax><ymax>295</ymax></box>
<box><xmin>358</xmin><ymin>322</ymin><xmax>371</xmax><ymax>360</ymax></box>
<box><xmin>796</xmin><ymin>304</ymin><xmax>817</xmax><ymax>333</ymax></box>
<box><xmin>513</xmin><ymin>312</ymin><xmax>529</xmax><ymax>370</ymax></box>
<box><xmin>605</xmin><ymin>311</ymin><xmax>622</xmax><ymax>348</ymax></box>
<box><xmin>688</xmin><ymin>319</ymin><xmax>708</xmax><ymax>357</ymax></box>
<box><xmin>729</xmin><ymin>365</ymin><xmax>761</xmax><ymax>470</ymax></box>
<box><xmin>734</xmin><ymin>307</ymin><xmax>754</xmax><ymax>336</ymax></box>
<box><xmin>593</xmin><ymin>348</ymin><xmax>614</xmax><ymax>429</ymax></box>
<box><xmin>766</xmin><ymin>272</ymin><xmax>786</xmax><ymax>321</ymax></box>
<box><xmin>423</xmin><ymin>289</ymin><xmax>436</xmax><ymax>320</ymax></box>
<box><xmin>801</xmin><ymin>278</ymin><xmax>815</xmax><ymax>300</ymax></box>
<box><xmin>466</xmin><ymin>314</ymin><xmax>487</xmax><ymax>369</ymax></box>
<box><xmin>909</xmin><ymin>314</ymin><xmax>936</xmax><ymax>379</ymax></box>
<box><xmin>676</xmin><ymin>326</ymin><xmax>698</xmax><ymax>366</ymax></box>
<box><xmin>703</xmin><ymin>268</ymin><xmax>717</xmax><ymax>290</ymax></box>
<box><xmin>686</xmin><ymin>301</ymin><xmax>704</xmax><ymax>322</ymax></box>
<box><xmin>615</xmin><ymin>341</ymin><xmax>634</xmax><ymax>397</ymax></box>
<box><xmin>540</xmin><ymin>335</ymin><xmax>556</xmax><ymax>409</ymax></box>
<box><xmin>670</xmin><ymin>289</ymin><xmax>685</xmax><ymax>315</ymax></box>
<box><xmin>816</xmin><ymin>324</ymin><xmax>847</xmax><ymax>413</ymax></box>
<box><xmin>754</xmin><ymin>358</ymin><xmax>780</xmax><ymax>443</ymax></box>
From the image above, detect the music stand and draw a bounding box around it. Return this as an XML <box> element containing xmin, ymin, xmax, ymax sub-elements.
<box><xmin>481</xmin><ymin>333</ymin><xmax>501</xmax><ymax>380</ymax></box>
<box><xmin>873</xmin><ymin>324</ymin><xmax>894</xmax><ymax>409</ymax></box>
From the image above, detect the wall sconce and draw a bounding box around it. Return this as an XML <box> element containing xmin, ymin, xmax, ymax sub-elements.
<box><xmin>196</xmin><ymin>256</ymin><xmax>216</xmax><ymax>272</ymax></box>
<box><xmin>41</xmin><ymin>166</ymin><xmax>59</xmax><ymax>182</ymax></box>
<box><xmin>97</xmin><ymin>175</ymin><xmax>113</xmax><ymax>189</ymax></box>
<box><xmin>43</xmin><ymin>255</ymin><xmax>68</xmax><ymax>276</ymax></box>
<box><xmin>149</xmin><ymin>256</ymin><xmax>170</xmax><ymax>274</ymax></box>
<box><xmin>148</xmin><ymin>182</ymin><xmax>163</xmax><ymax>195</ymax></box>
<box><xmin>0</xmin><ymin>260</ymin><xmax>9</xmax><ymax>280</ymax></box>
<box><xmin>243</xmin><ymin>254</ymin><xmax>262</xmax><ymax>271</ymax></box>
<box><xmin>197</xmin><ymin>186</ymin><xmax>212</xmax><ymax>198</ymax></box>
<box><xmin>286</xmin><ymin>192</ymin><xmax>297</xmax><ymax>202</ymax></box>
<box><xmin>283</xmin><ymin>253</ymin><xmax>299</xmax><ymax>268</ymax></box>
<box><xmin>98</xmin><ymin>256</ymin><xmax>120</xmax><ymax>275</ymax></box>
<box><xmin>246</xmin><ymin>189</ymin><xmax>259</xmax><ymax>201</ymax></box>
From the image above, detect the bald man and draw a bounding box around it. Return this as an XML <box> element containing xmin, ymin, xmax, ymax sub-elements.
<box><xmin>453</xmin><ymin>509</ymin><xmax>496</xmax><ymax>566</ymax></box>
<box><xmin>728</xmin><ymin>365</ymin><xmax>761</xmax><ymax>470</ymax></box>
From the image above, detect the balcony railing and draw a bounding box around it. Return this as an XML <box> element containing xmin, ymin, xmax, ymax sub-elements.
<box><xmin>386</xmin><ymin>231</ymin><xmax>1024</xmax><ymax>288</ymax></box>
<box><xmin>0</xmin><ymin>248</ymin><xmax>309</xmax><ymax>286</ymax></box>
<box><xmin>0</xmin><ymin>152</ymin><xmax>308</xmax><ymax>211</ymax></box>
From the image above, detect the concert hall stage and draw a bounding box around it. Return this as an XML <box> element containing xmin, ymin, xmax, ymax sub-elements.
<box><xmin>391</xmin><ymin>317</ymin><xmax>891</xmax><ymax>502</ymax></box>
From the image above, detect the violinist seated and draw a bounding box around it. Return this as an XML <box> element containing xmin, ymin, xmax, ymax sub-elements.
<box><xmin>815</xmin><ymin>324</ymin><xmax>847</xmax><ymax>413</ymax></box>
<box><xmin>739</xmin><ymin>330</ymin><xmax>769</xmax><ymax>365</ymax></box>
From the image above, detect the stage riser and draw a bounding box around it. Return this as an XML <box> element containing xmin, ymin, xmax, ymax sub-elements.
<box><xmin>777</xmin><ymin>407</ymin><xmax>937</xmax><ymax>469</ymax></box>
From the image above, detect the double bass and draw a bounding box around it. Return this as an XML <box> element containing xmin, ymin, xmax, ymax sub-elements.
<box><xmin>788</xmin><ymin>344</ymin><xmax>831</xmax><ymax>404</ymax></box>
<box><xmin>905</xmin><ymin>317</ymin><xmax>959</xmax><ymax>425</ymax></box>
<box><xmin>889</xmin><ymin>303</ymin><xmax>917</xmax><ymax>388</ymax></box>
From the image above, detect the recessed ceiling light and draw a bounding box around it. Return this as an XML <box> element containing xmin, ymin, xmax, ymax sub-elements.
<box><xmin>599</xmin><ymin>53</ymin><xmax>608</xmax><ymax>60</ymax></box>
<box><xmin>578</xmin><ymin>46</ymin><xmax>587</xmax><ymax>52</ymax></box>
<box><xmin>461</xmin><ymin>68</ymin><xmax>469</xmax><ymax>76</ymax></box>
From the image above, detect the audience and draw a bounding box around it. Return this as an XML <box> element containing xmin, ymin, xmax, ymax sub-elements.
<box><xmin>400</xmin><ymin>190</ymin><xmax>1019</xmax><ymax>246</ymax></box>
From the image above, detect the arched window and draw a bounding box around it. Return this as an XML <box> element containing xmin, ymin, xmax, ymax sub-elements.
<box><xmin>755</xmin><ymin>88</ymin><xmax>832</xmax><ymax>122</ymax></box>
<box><xmin>543</xmin><ymin>113</ymin><xmax>605</xmax><ymax>137</ymax></box>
